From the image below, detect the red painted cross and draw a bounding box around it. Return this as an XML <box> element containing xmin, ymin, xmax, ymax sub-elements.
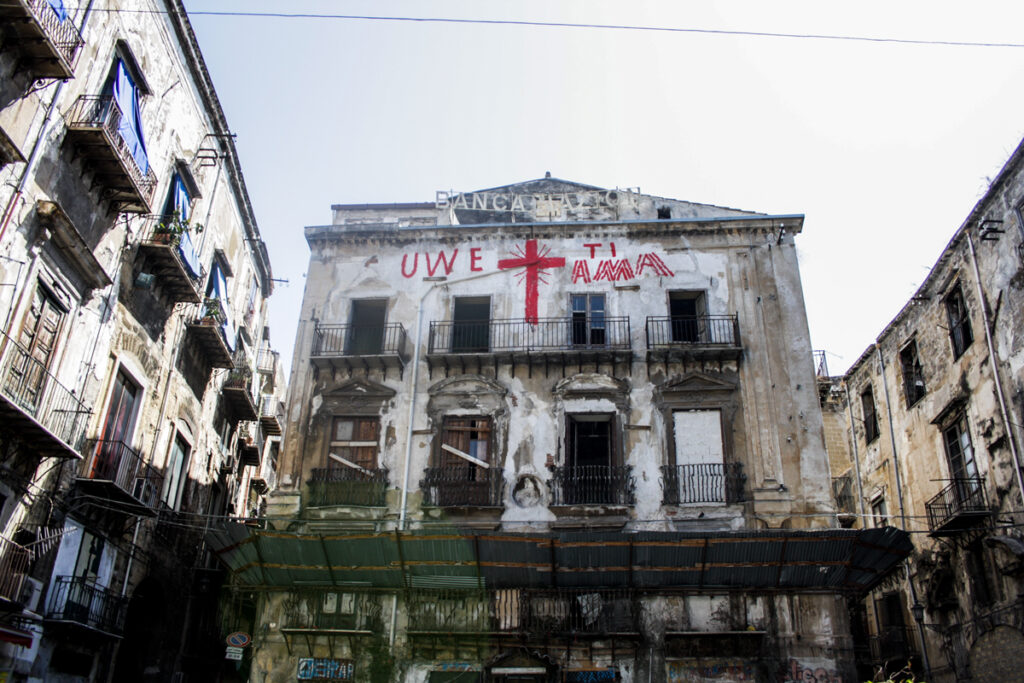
<box><xmin>497</xmin><ymin>240</ymin><xmax>566</xmax><ymax>324</ymax></box>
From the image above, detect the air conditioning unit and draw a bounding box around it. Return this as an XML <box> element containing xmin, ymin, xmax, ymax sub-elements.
<box><xmin>19</xmin><ymin>577</ymin><xmax>43</xmax><ymax>613</ymax></box>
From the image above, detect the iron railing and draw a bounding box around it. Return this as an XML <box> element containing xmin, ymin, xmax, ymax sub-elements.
<box><xmin>0</xmin><ymin>535</ymin><xmax>31</xmax><ymax>605</ymax></box>
<box><xmin>46</xmin><ymin>575</ymin><xmax>127</xmax><ymax>634</ymax></box>
<box><xmin>661</xmin><ymin>463</ymin><xmax>745</xmax><ymax>505</ymax></box>
<box><xmin>813</xmin><ymin>350</ymin><xmax>829</xmax><ymax>378</ymax></box>
<box><xmin>312</xmin><ymin>323</ymin><xmax>407</xmax><ymax>357</ymax></box>
<box><xmin>307</xmin><ymin>467</ymin><xmax>388</xmax><ymax>507</ymax></box>
<box><xmin>24</xmin><ymin>0</ymin><xmax>84</xmax><ymax>68</ymax></box>
<box><xmin>926</xmin><ymin>478</ymin><xmax>989</xmax><ymax>531</ymax></box>
<box><xmin>0</xmin><ymin>330</ymin><xmax>90</xmax><ymax>452</ymax></box>
<box><xmin>832</xmin><ymin>475</ymin><xmax>855</xmax><ymax>514</ymax></box>
<box><xmin>256</xmin><ymin>347</ymin><xmax>278</xmax><ymax>374</ymax></box>
<box><xmin>868</xmin><ymin>626</ymin><xmax>918</xmax><ymax>664</ymax></box>
<box><xmin>428</xmin><ymin>317</ymin><xmax>631</xmax><ymax>354</ymax></box>
<box><xmin>407</xmin><ymin>588</ymin><xmax>637</xmax><ymax>636</ymax></box>
<box><xmin>141</xmin><ymin>221</ymin><xmax>205</xmax><ymax>286</ymax></box>
<box><xmin>260</xmin><ymin>394</ymin><xmax>281</xmax><ymax>419</ymax></box>
<box><xmin>549</xmin><ymin>465</ymin><xmax>634</xmax><ymax>506</ymax></box>
<box><xmin>645</xmin><ymin>315</ymin><xmax>740</xmax><ymax>348</ymax></box>
<box><xmin>81</xmin><ymin>440</ymin><xmax>164</xmax><ymax>507</ymax></box>
<box><xmin>284</xmin><ymin>591</ymin><xmax>383</xmax><ymax>632</ymax></box>
<box><xmin>421</xmin><ymin>466</ymin><xmax>504</xmax><ymax>507</ymax></box>
<box><xmin>65</xmin><ymin>95</ymin><xmax>158</xmax><ymax>206</ymax></box>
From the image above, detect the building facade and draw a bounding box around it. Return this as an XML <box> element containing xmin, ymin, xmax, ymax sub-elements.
<box><xmin>0</xmin><ymin>2</ymin><xmax>283</xmax><ymax>681</ymax></box>
<box><xmin>210</xmin><ymin>178</ymin><xmax>911</xmax><ymax>683</ymax></box>
<box><xmin>821</xmin><ymin>135</ymin><xmax>1024</xmax><ymax>682</ymax></box>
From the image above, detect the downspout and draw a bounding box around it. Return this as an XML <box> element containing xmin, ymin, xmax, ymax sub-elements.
<box><xmin>966</xmin><ymin>231</ymin><xmax>1024</xmax><ymax>512</ymax></box>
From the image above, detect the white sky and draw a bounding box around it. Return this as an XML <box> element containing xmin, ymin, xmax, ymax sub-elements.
<box><xmin>182</xmin><ymin>0</ymin><xmax>1024</xmax><ymax>377</ymax></box>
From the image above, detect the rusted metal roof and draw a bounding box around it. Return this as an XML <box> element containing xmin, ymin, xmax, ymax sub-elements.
<box><xmin>206</xmin><ymin>526</ymin><xmax>911</xmax><ymax>595</ymax></box>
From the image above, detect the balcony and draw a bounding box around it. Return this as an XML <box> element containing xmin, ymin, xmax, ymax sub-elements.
<box><xmin>661</xmin><ymin>463</ymin><xmax>745</xmax><ymax>505</ymax></box>
<box><xmin>426</xmin><ymin>316</ymin><xmax>632</xmax><ymax>377</ymax></box>
<box><xmin>282</xmin><ymin>591</ymin><xmax>383</xmax><ymax>641</ymax></box>
<box><xmin>548</xmin><ymin>465</ymin><xmax>634</xmax><ymax>506</ymax></box>
<box><xmin>421</xmin><ymin>466</ymin><xmax>504</xmax><ymax>507</ymax></box>
<box><xmin>645</xmin><ymin>315</ymin><xmax>742</xmax><ymax>364</ymax></box>
<box><xmin>135</xmin><ymin>223</ymin><xmax>204</xmax><ymax>303</ymax></box>
<box><xmin>236</xmin><ymin>422</ymin><xmax>261</xmax><ymax>467</ymax></box>
<box><xmin>307</xmin><ymin>467</ymin><xmax>388</xmax><ymax>507</ymax></box>
<box><xmin>64</xmin><ymin>96</ymin><xmax>157</xmax><ymax>213</ymax></box>
<box><xmin>832</xmin><ymin>475</ymin><xmax>857</xmax><ymax>525</ymax></box>
<box><xmin>186</xmin><ymin>300</ymin><xmax>234</xmax><ymax>369</ymax></box>
<box><xmin>0</xmin><ymin>331</ymin><xmax>89</xmax><ymax>459</ymax></box>
<box><xmin>926</xmin><ymin>478</ymin><xmax>992</xmax><ymax>535</ymax></box>
<box><xmin>221</xmin><ymin>368</ymin><xmax>257</xmax><ymax>423</ymax></box>
<box><xmin>77</xmin><ymin>440</ymin><xmax>163</xmax><ymax>516</ymax></box>
<box><xmin>45</xmin><ymin>575</ymin><xmax>127</xmax><ymax>636</ymax></box>
<box><xmin>256</xmin><ymin>347</ymin><xmax>278</xmax><ymax>376</ymax></box>
<box><xmin>0</xmin><ymin>0</ymin><xmax>84</xmax><ymax>79</ymax></box>
<box><xmin>310</xmin><ymin>323</ymin><xmax>408</xmax><ymax>379</ymax></box>
<box><xmin>407</xmin><ymin>588</ymin><xmax>637</xmax><ymax>638</ymax></box>
<box><xmin>259</xmin><ymin>394</ymin><xmax>282</xmax><ymax>436</ymax></box>
<box><xmin>0</xmin><ymin>535</ymin><xmax>31</xmax><ymax>609</ymax></box>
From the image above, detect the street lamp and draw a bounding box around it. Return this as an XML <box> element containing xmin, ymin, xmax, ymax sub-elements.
<box><xmin>910</xmin><ymin>601</ymin><xmax>925</xmax><ymax>625</ymax></box>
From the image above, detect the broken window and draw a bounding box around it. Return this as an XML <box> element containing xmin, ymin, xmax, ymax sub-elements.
<box><xmin>861</xmin><ymin>385</ymin><xmax>880</xmax><ymax>443</ymax></box>
<box><xmin>439</xmin><ymin>417</ymin><xmax>492</xmax><ymax>469</ymax></box>
<box><xmin>570</xmin><ymin>293</ymin><xmax>605</xmax><ymax>347</ymax></box>
<box><xmin>657</xmin><ymin>206</ymin><xmax>671</xmax><ymax>219</ymax></box>
<box><xmin>668</xmin><ymin>291</ymin><xmax>706</xmax><ymax>342</ymax></box>
<box><xmin>871</xmin><ymin>497</ymin><xmax>888</xmax><ymax>528</ymax></box>
<box><xmin>451</xmin><ymin>296</ymin><xmax>490</xmax><ymax>352</ymax></box>
<box><xmin>7</xmin><ymin>284</ymin><xmax>66</xmax><ymax>408</ymax></box>
<box><xmin>671</xmin><ymin>410</ymin><xmax>726</xmax><ymax>503</ymax></box>
<box><xmin>327</xmin><ymin>416</ymin><xmax>380</xmax><ymax>471</ymax></box>
<box><xmin>944</xmin><ymin>284</ymin><xmax>973</xmax><ymax>359</ymax></box>
<box><xmin>346</xmin><ymin>298</ymin><xmax>387</xmax><ymax>355</ymax></box>
<box><xmin>899</xmin><ymin>341</ymin><xmax>926</xmax><ymax>407</ymax></box>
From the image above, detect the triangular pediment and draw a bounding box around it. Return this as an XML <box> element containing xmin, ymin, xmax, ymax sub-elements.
<box><xmin>659</xmin><ymin>372</ymin><xmax>737</xmax><ymax>394</ymax></box>
<box><xmin>474</xmin><ymin>176</ymin><xmax>604</xmax><ymax>195</ymax></box>
<box><xmin>428</xmin><ymin>375</ymin><xmax>507</xmax><ymax>398</ymax></box>
<box><xmin>323</xmin><ymin>378</ymin><xmax>396</xmax><ymax>400</ymax></box>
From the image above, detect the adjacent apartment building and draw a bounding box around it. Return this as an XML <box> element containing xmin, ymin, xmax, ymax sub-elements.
<box><xmin>0</xmin><ymin>2</ymin><xmax>284</xmax><ymax>681</ymax></box>
<box><xmin>821</xmin><ymin>134</ymin><xmax>1024</xmax><ymax>682</ymax></box>
<box><xmin>208</xmin><ymin>177</ymin><xmax>912</xmax><ymax>683</ymax></box>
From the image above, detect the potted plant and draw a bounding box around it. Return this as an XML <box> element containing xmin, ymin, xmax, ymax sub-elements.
<box><xmin>153</xmin><ymin>210</ymin><xmax>203</xmax><ymax>246</ymax></box>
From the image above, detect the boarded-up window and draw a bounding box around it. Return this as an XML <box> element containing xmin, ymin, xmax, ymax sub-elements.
<box><xmin>673</xmin><ymin>410</ymin><xmax>725</xmax><ymax>503</ymax></box>
<box><xmin>327</xmin><ymin>417</ymin><xmax>380</xmax><ymax>470</ymax></box>
<box><xmin>439</xmin><ymin>417</ymin><xmax>491</xmax><ymax>469</ymax></box>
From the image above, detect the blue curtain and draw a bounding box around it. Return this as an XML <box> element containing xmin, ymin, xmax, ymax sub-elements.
<box><xmin>211</xmin><ymin>265</ymin><xmax>235</xmax><ymax>352</ymax></box>
<box><xmin>47</xmin><ymin>0</ymin><xmax>67</xmax><ymax>21</ymax></box>
<box><xmin>177</xmin><ymin>230</ymin><xmax>201</xmax><ymax>280</ymax></box>
<box><xmin>171</xmin><ymin>176</ymin><xmax>200</xmax><ymax>278</ymax></box>
<box><xmin>111</xmin><ymin>60</ymin><xmax>150</xmax><ymax>175</ymax></box>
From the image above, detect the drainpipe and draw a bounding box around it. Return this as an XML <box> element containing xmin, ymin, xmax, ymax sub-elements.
<box><xmin>966</xmin><ymin>231</ymin><xmax>1024</xmax><ymax>512</ymax></box>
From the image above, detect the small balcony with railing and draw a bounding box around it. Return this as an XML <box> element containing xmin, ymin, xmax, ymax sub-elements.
<box><xmin>186</xmin><ymin>297</ymin><xmax>235</xmax><ymax>369</ymax></box>
<box><xmin>64</xmin><ymin>96</ymin><xmax>157</xmax><ymax>213</ymax></box>
<box><xmin>256</xmin><ymin>346</ymin><xmax>278</xmax><ymax>376</ymax></box>
<box><xmin>0</xmin><ymin>0</ymin><xmax>84</xmax><ymax>79</ymax></box>
<box><xmin>0</xmin><ymin>330</ymin><xmax>90</xmax><ymax>459</ymax></box>
<box><xmin>281</xmin><ymin>591</ymin><xmax>383</xmax><ymax>644</ymax></box>
<box><xmin>0</xmin><ymin>535</ymin><xmax>31</xmax><ymax>610</ymax></box>
<box><xmin>645</xmin><ymin>315</ymin><xmax>742</xmax><ymax>365</ymax></box>
<box><xmin>259</xmin><ymin>394</ymin><xmax>282</xmax><ymax>436</ymax></box>
<box><xmin>310</xmin><ymin>323</ymin><xmax>408</xmax><ymax>378</ymax></box>
<box><xmin>307</xmin><ymin>467</ymin><xmax>389</xmax><ymax>508</ymax></box>
<box><xmin>135</xmin><ymin>219</ymin><xmax>205</xmax><ymax>303</ymax></box>
<box><xmin>548</xmin><ymin>465</ymin><xmax>635</xmax><ymax>507</ymax></box>
<box><xmin>421</xmin><ymin>466</ymin><xmax>504</xmax><ymax>508</ymax></box>
<box><xmin>832</xmin><ymin>475</ymin><xmax>857</xmax><ymax>526</ymax></box>
<box><xmin>661</xmin><ymin>463</ymin><xmax>745</xmax><ymax>506</ymax></box>
<box><xmin>221</xmin><ymin>364</ymin><xmax>257</xmax><ymax>424</ymax></box>
<box><xmin>45</xmin><ymin>575</ymin><xmax>127</xmax><ymax>637</ymax></box>
<box><xmin>926</xmin><ymin>477</ymin><xmax>992</xmax><ymax>535</ymax></box>
<box><xmin>76</xmin><ymin>440</ymin><xmax>163</xmax><ymax>516</ymax></box>
<box><xmin>236</xmin><ymin>422</ymin><xmax>261</xmax><ymax>467</ymax></box>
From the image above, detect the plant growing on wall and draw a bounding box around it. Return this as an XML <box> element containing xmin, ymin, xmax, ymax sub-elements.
<box><xmin>202</xmin><ymin>296</ymin><xmax>224</xmax><ymax>322</ymax></box>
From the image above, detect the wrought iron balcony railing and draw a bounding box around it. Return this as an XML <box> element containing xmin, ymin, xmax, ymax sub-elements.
<box><xmin>80</xmin><ymin>439</ymin><xmax>164</xmax><ymax>509</ymax></box>
<box><xmin>137</xmin><ymin>221</ymin><xmax>205</xmax><ymax>303</ymax></box>
<box><xmin>307</xmin><ymin>467</ymin><xmax>388</xmax><ymax>507</ymax></box>
<box><xmin>46</xmin><ymin>575</ymin><xmax>127</xmax><ymax>635</ymax></box>
<box><xmin>64</xmin><ymin>95</ymin><xmax>157</xmax><ymax>212</ymax></box>
<box><xmin>926</xmin><ymin>477</ymin><xmax>990</xmax><ymax>533</ymax></box>
<box><xmin>645</xmin><ymin>315</ymin><xmax>741</xmax><ymax>348</ymax></box>
<box><xmin>421</xmin><ymin>466</ymin><xmax>504</xmax><ymax>507</ymax></box>
<box><xmin>548</xmin><ymin>465</ymin><xmax>635</xmax><ymax>506</ymax></box>
<box><xmin>0</xmin><ymin>330</ymin><xmax>90</xmax><ymax>456</ymax></box>
<box><xmin>283</xmin><ymin>591</ymin><xmax>383</xmax><ymax>632</ymax></box>
<box><xmin>313</xmin><ymin>323</ymin><xmax>407</xmax><ymax>357</ymax></box>
<box><xmin>661</xmin><ymin>463</ymin><xmax>745</xmax><ymax>505</ymax></box>
<box><xmin>407</xmin><ymin>588</ymin><xmax>637</xmax><ymax>636</ymax></box>
<box><xmin>0</xmin><ymin>535</ymin><xmax>31</xmax><ymax>605</ymax></box>
<box><xmin>0</xmin><ymin>0</ymin><xmax>85</xmax><ymax>78</ymax></box>
<box><xmin>428</xmin><ymin>316</ymin><xmax>631</xmax><ymax>354</ymax></box>
<box><xmin>832</xmin><ymin>475</ymin><xmax>855</xmax><ymax>515</ymax></box>
<box><xmin>256</xmin><ymin>347</ymin><xmax>278</xmax><ymax>374</ymax></box>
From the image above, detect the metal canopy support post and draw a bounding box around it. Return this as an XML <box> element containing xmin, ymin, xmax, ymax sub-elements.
<box><xmin>320</xmin><ymin>534</ymin><xmax>336</xmax><ymax>586</ymax></box>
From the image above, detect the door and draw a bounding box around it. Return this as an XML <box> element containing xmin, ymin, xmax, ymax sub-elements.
<box><xmin>570</xmin><ymin>294</ymin><xmax>605</xmax><ymax>347</ymax></box>
<box><xmin>452</xmin><ymin>297</ymin><xmax>490</xmax><ymax>352</ymax></box>
<box><xmin>669</xmin><ymin>291</ymin><xmax>706</xmax><ymax>343</ymax></box>
<box><xmin>93</xmin><ymin>369</ymin><xmax>141</xmax><ymax>481</ymax></box>
<box><xmin>346</xmin><ymin>299</ymin><xmax>387</xmax><ymax>354</ymax></box>
<box><xmin>8</xmin><ymin>286</ymin><xmax>65</xmax><ymax>410</ymax></box>
<box><xmin>566</xmin><ymin>415</ymin><xmax>613</xmax><ymax>504</ymax></box>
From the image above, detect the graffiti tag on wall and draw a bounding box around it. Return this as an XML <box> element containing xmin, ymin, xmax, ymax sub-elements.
<box><xmin>297</xmin><ymin>658</ymin><xmax>354</xmax><ymax>680</ymax></box>
<box><xmin>566</xmin><ymin>670</ymin><xmax>618</xmax><ymax>682</ymax></box>
<box><xmin>776</xmin><ymin>659</ymin><xmax>844</xmax><ymax>683</ymax></box>
<box><xmin>667</xmin><ymin>659</ymin><xmax>754</xmax><ymax>681</ymax></box>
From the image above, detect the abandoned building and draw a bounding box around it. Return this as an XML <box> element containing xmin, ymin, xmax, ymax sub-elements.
<box><xmin>820</xmin><ymin>134</ymin><xmax>1024</xmax><ymax>682</ymax></box>
<box><xmin>0</xmin><ymin>1</ymin><xmax>284</xmax><ymax>681</ymax></box>
<box><xmin>206</xmin><ymin>178</ymin><xmax>912</xmax><ymax>683</ymax></box>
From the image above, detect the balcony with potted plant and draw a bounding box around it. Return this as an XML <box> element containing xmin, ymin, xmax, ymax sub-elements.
<box><xmin>136</xmin><ymin>212</ymin><xmax>204</xmax><ymax>303</ymax></box>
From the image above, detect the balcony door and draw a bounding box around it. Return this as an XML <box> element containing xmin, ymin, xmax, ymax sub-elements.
<box><xmin>8</xmin><ymin>286</ymin><xmax>65</xmax><ymax>410</ymax></box>
<box><xmin>570</xmin><ymin>294</ymin><xmax>605</xmax><ymax>347</ymax></box>
<box><xmin>92</xmin><ymin>369</ymin><xmax>140</xmax><ymax>481</ymax></box>
<box><xmin>672</xmin><ymin>410</ymin><xmax>726</xmax><ymax>503</ymax></box>
<box><xmin>943</xmin><ymin>413</ymin><xmax>981</xmax><ymax>499</ymax></box>
<box><xmin>452</xmin><ymin>296</ymin><xmax>490</xmax><ymax>352</ymax></box>
<box><xmin>566</xmin><ymin>415</ymin><xmax>614</xmax><ymax>504</ymax></box>
<box><xmin>669</xmin><ymin>291</ymin><xmax>706</xmax><ymax>343</ymax></box>
<box><xmin>346</xmin><ymin>299</ymin><xmax>387</xmax><ymax>355</ymax></box>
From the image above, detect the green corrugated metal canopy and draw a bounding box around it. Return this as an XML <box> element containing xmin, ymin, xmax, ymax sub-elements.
<box><xmin>207</xmin><ymin>525</ymin><xmax>912</xmax><ymax>595</ymax></box>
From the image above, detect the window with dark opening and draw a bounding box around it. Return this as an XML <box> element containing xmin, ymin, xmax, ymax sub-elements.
<box><xmin>899</xmin><ymin>341</ymin><xmax>926</xmax><ymax>407</ymax></box>
<box><xmin>657</xmin><ymin>206</ymin><xmax>671</xmax><ymax>219</ymax></box>
<box><xmin>871</xmin><ymin>497</ymin><xmax>888</xmax><ymax>527</ymax></box>
<box><xmin>966</xmin><ymin>539</ymin><xmax>998</xmax><ymax>607</ymax></box>
<box><xmin>346</xmin><ymin>299</ymin><xmax>387</xmax><ymax>355</ymax></box>
<box><xmin>451</xmin><ymin>296</ymin><xmax>490</xmax><ymax>352</ymax></box>
<box><xmin>944</xmin><ymin>284</ymin><xmax>973</xmax><ymax>359</ymax></box>
<box><xmin>861</xmin><ymin>385</ymin><xmax>879</xmax><ymax>443</ymax></box>
<box><xmin>668</xmin><ymin>291</ymin><xmax>706</xmax><ymax>343</ymax></box>
<box><xmin>570</xmin><ymin>293</ymin><xmax>605</xmax><ymax>347</ymax></box>
<box><xmin>564</xmin><ymin>414</ymin><xmax>617</xmax><ymax>504</ymax></box>
<box><xmin>942</xmin><ymin>412</ymin><xmax>980</xmax><ymax>497</ymax></box>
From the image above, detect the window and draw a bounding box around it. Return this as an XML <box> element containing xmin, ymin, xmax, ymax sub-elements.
<box><xmin>570</xmin><ymin>293</ymin><xmax>605</xmax><ymax>347</ymax></box>
<box><xmin>439</xmin><ymin>417</ymin><xmax>491</xmax><ymax>468</ymax></box>
<box><xmin>162</xmin><ymin>433</ymin><xmax>191</xmax><ymax>510</ymax></box>
<box><xmin>91</xmin><ymin>368</ymin><xmax>141</xmax><ymax>481</ymax></box>
<box><xmin>327</xmin><ymin>417</ymin><xmax>380</xmax><ymax>471</ymax></box>
<box><xmin>942</xmin><ymin>412</ymin><xmax>980</xmax><ymax>486</ymax></box>
<box><xmin>899</xmin><ymin>341</ymin><xmax>926</xmax><ymax>407</ymax></box>
<box><xmin>861</xmin><ymin>385</ymin><xmax>879</xmax><ymax>443</ymax></box>
<box><xmin>346</xmin><ymin>299</ymin><xmax>387</xmax><ymax>355</ymax></box>
<box><xmin>206</xmin><ymin>258</ymin><xmax>234</xmax><ymax>351</ymax></box>
<box><xmin>451</xmin><ymin>296</ymin><xmax>490</xmax><ymax>352</ymax></box>
<box><xmin>108</xmin><ymin>56</ymin><xmax>150</xmax><ymax>175</ymax></box>
<box><xmin>669</xmin><ymin>291</ymin><xmax>706</xmax><ymax>342</ymax></box>
<box><xmin>871</xmin><ymin>497</ymin><xmax>889</xmax><ymax>527</ymax></box>
<box><xmin>671</xmin><ymin>410</ymin><xmax>726</xmax><ymax>503</ymax></box>
<box><xmin>161</xmin><ymin>172</ymin><xmax>201</xmax><ymax>279</ymax></box>
<box><xmin>944</xmin><ymin>284</ymin><xmax>973</xmax><ymax>358</ymax></box>
<box><xmin>7</xmin><ymin>285</ymin><xmax>66</xmax><ymax>407</ymax></box>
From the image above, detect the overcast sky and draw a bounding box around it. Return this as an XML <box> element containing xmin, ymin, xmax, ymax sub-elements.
<box><xmin>182</xmin><ymin>0</ymin><xmax>1024</xmax><ymax>377</ymax></box>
